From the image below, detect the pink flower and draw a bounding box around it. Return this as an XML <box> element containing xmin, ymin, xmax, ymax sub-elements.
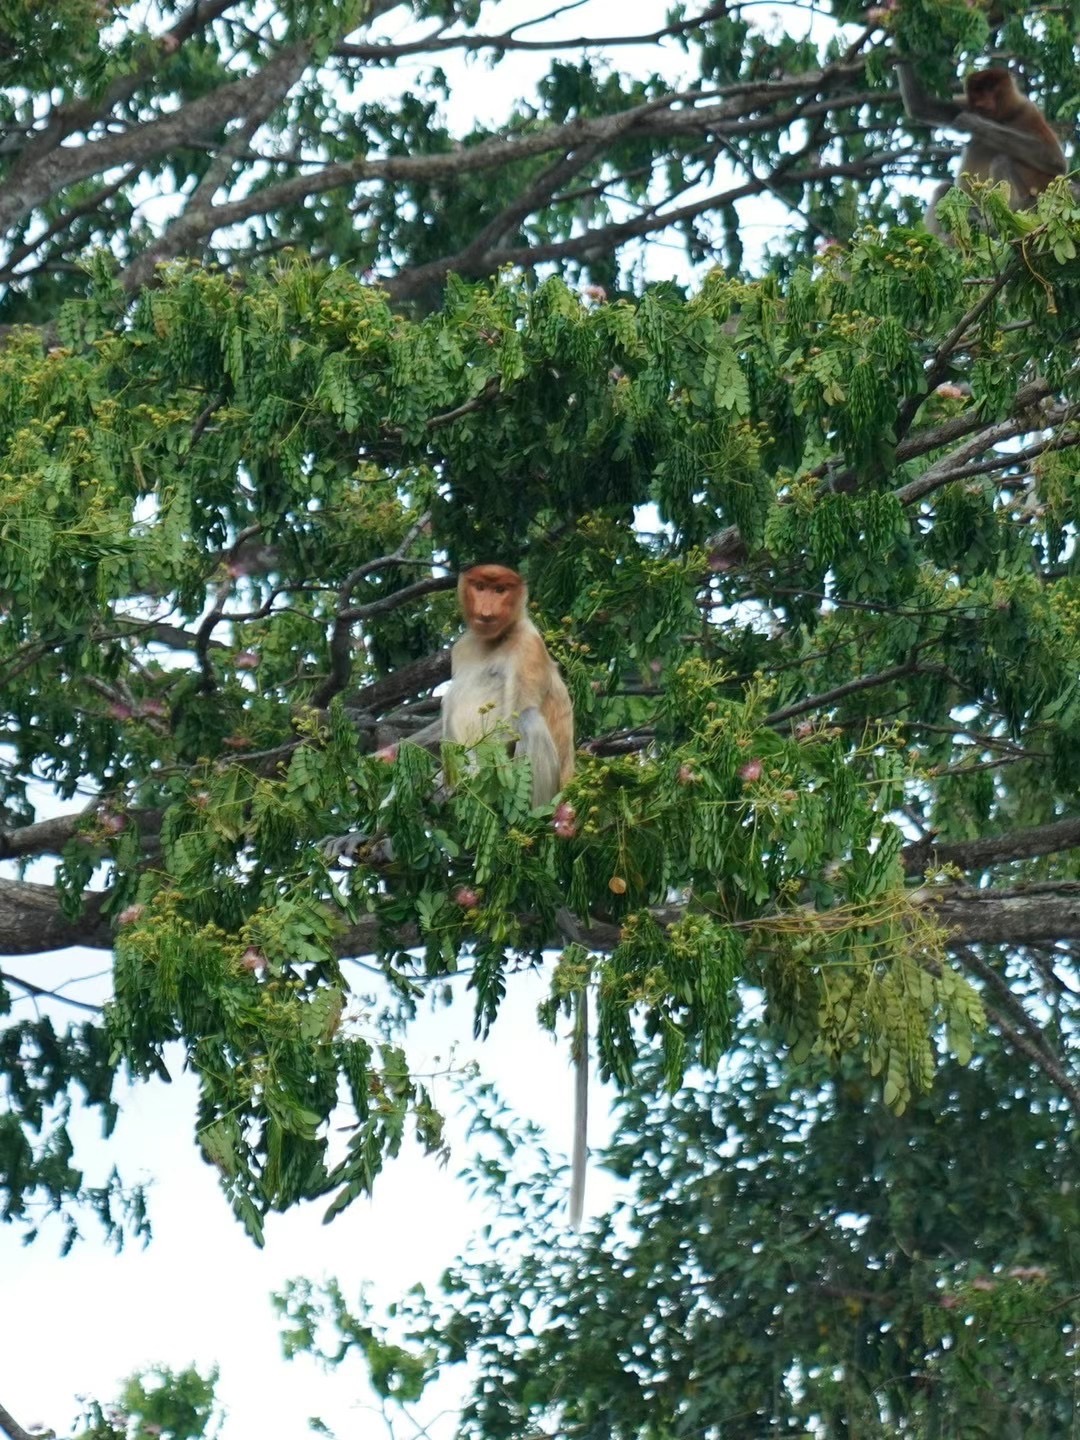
<box><xmin>100</xmin><ymin>811</ymin><xmax>126</xmax><ymax>834</ymax></box>
<box><xmin>452</xmin><ymin>885</ymin><xmax>480</xmax><ymax>908</ymax></box>
<box><xmin>240</xmin><ymin>947</ymin><xmax>267</xmax><ymax>972</ymax></box>
<box><xmin>373</xmin><ymin>744</ymin><xmax>398</xmax><ymax>763</ymax></box>
<box><xmin>234</xmin><ymin>650</ymin><xmax>259</xmax><ymax>670</ymax></box>
<box><xmin>581</xmin><ymin>283</ymin><xmax>607</xmax><ymax>303</ymax></box>
<box><xmin>117</xmin><ymin>904</ymin><xmax>145</xmax><ymax>926</ymax></box>
<box><xmin>108</xmin><ymin>703</ymin><xmax>133</xmax><ymax>721</ymax></box>
<box><xmin>677</xmin><ymin>764</ymin><xmax>697</xmax><ymax>784</ymax></box>
<box><xmin>552</xmin><ymin>802</ymin><xmax>577</xmax><ymax>839</ymax></box>
<box><xmin>738</xmin><ymin>759</ymin><xmax>762</xmax><ymax>783</ymax></box>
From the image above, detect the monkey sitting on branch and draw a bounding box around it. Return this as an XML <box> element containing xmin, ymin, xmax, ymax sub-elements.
<box><xmin>897</xmin><ymin>61</ymin><xmax>1068</xmax><ymax>230</ymax></box>
<box><xmin>324</xmin><ymin>562</ymin><xmax>573</xmax><ymax>835</ymax></box>
<box><xmin>323</xmin><ymin>564</ymin><xmax>590</xmax><ymax>1225</ymax></box>
<box><xmin>442</xmin><ymin>563</ymin><xmax>575</xmax><ymax>805</ymax></box>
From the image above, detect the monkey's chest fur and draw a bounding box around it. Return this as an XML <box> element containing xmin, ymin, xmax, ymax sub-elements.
<box><xmin>442</xmin><ymin>653</ymin><xmax>518</xmax><ymax>745</ymax></box>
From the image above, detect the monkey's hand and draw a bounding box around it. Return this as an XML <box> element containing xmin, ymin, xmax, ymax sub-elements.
<box><xmin>319</xmin><ymin>830</ymin><xmax>396</xmax><ymax>865</ymax></box>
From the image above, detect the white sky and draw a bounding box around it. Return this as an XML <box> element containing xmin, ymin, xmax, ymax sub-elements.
<box><xmin>1</xmin><ymin>955</ymin><xmax>607</xmax><ymax>1439</ymax></box>
<box><xmin>0</xmin><ymin>2</ymin><xmax>837</xmax><ymax>1435</ymax></box>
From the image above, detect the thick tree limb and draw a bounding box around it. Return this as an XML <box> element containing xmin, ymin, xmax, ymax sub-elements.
<box><xmin>117</xmin><ymin>40</ymin><xmax>316</xmax><ymax>294</ymax></box>
<box><xmin>12</xmin><ymin>875</ymin><xmax>1080</xmax><ymax>959</ymax></box>
<box><xmin>0</xmin><ymin>66</ymin><xmax>877</xmax><ymax>291</ymax></box>
<box><xmin>0</xmin><ymin>878</ymin><xmax>112</xmax><ymax>953</ymax></box>
<box><xmin>0</xmin><ymin>41</ymin><xmax>313</xmax><ymax>235</ymax></box>
<box><xmin>919</xmin><ymin>884</ymin><xmax>1080</xmax><ymax>945</ymax></box>
<box><xmin>902</xmin><ymin>816</ymin><xmax>1080</xmax><ymax>876</ymax></box>
<box><xmin>348</xmin><ymin>649</ymin><xmax>452</xmax><ymax>713</ymax></box>
<box><xmin>0</xmin><ymin>1399</ymin><xmax>36</xmax><ymax>1440</ymax></box>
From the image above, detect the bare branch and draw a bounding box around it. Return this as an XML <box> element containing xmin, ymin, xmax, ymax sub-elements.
<box><xmin>0</xmin><ymin>968</ymin><xmax>102</xmax><ymax>1013</ymax></box>
<box><xmin>762</xmin><ymin>660</ymin><xmax>944</xmax><ymax>726</ymax></box>
<box><xmin>77</xmin><ymin>77</ymin><xmax>879</xmax><ymax>285</ymax></box>
<box><xmin>334</xmin><ymin>4</ymin><xmax>728</xmax><ymax>62</ymax></box>
<box><xmin>0</xmin><ymin>1399</ymin><xmax>37</xmax><ymax>1440</ymax></box>
<box><xmin>385</xmin><ymin>151</ymin><xmax>895</xmax><ymax>299</ymax></box>
<box><xmin>117</xmin><ymin>41</ymin><xmax>315</xmax><ymax>293</ymax></box>
<box><xmin>0</xmin><ymin>40</ymin><xmax>313</xmax><ymax>236</ymax></box>
<box><xmin>313</xmin><ymin>518</ymin><xmax>441</xmax><ymax>709</ymax></box>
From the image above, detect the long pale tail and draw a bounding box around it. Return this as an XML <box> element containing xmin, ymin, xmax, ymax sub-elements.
<box><xmin>569</xmin><ymin>988</ymin><xmax>588</xmax><ymax>1228</ymax></box>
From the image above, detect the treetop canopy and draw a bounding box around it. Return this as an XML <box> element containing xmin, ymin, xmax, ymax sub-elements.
<box><xmin>2</xmin><ymin>0</ymin><xmax>1080</xmax><ymax>1243</ymax></box>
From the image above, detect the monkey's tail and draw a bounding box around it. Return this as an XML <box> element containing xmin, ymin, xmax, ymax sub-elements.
<box><xmin>569</xmin><ymin>987</ymin><xmax>588</xmax><ymax>1229</ymax></box>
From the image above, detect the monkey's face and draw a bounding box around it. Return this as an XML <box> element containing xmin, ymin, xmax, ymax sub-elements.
<box><xmin>966</xmin><ymin>69</ymin><xmax>1013</xmax><ymax>117</ymax></box>
<box><xmin>461</xmin><ymin>566</ymin><xmax>524</xmax><ymax>640</ymax></box>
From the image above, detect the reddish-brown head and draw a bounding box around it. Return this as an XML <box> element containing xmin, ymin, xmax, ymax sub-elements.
<box><xmin>965</xmin><ymin>68</ymin><xmax>1021</xmax><ymax>118</ymax></box>
<box><xmin>459</xmin><ymin>564</ymin><xmax>526</xmax><ymax>640</ymax></box>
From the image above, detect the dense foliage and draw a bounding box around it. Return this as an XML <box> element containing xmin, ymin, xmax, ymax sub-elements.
<box><xmin>282</xmin><ymin>1024</ymin><xmax>1078</xmax><ymax>1437</ymax></box>
<box><xmin>1</xmin><ymin>0</ymin><xmax>1079</xmax><ymax>1433</ymax></box>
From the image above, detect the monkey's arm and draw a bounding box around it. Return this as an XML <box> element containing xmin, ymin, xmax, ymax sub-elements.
<box><xmin>320</xmin><ymin>719</ymin><xmax>445</xmax><ymax>860</ymax></box>
<box><xmin>896</xmin><ymin>60</ymin><xmax>965</xmax><ymax>126</ymax></box>
<box><xmin>509</xmin><ymin>631</ymin><xmax>565</xmax><ymax>805</ymax></box>
<box><xmin>958</xmin><ymin>111</ymin><xmax>1066</xmax><ymax>175</ymax></box>
<box><xmin>897</xmin><ymin>60</ymin><xmax>1067</xmax><ymax>175</ymax></box>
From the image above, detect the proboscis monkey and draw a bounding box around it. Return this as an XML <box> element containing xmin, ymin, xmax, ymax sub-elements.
<box><xmin>321</xmin><ymin>566</ymin><xmax>572</xmax><ymax>836</ymax></box>
<box><xmin>448</xmin><ymin>567</ymin><xmax>589</xmax><ymax>1228</ymax></box>
<box><xmin>444</xmin><ymin>564</ymin><xmax>574</xmax><ymax>804</ymax></box>
<box><xmin>322</xmin><ymin>565</ymin><xmax>587</xmax><ymax>1224</ymax></box>
<box><xmin>897</xmin><ymin>61</ymin><xmax>1067</xmax><ymax>229</ymax></box>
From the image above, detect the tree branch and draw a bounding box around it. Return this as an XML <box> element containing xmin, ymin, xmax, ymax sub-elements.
<box><xmin>763</xmin><ymin>660</ymin><xmax>942</xmax><ymax>726</ymax></box>
<box><xmin>334</xmin><ymin>4</ymin><xmax>729</xmax><ymax>62</ymax></box>
<box><xmin>0</xmin><ymin>968</ymin><xmax>102</xmax><ymax>1013</ymax></box>
<box><xmin>705</xmin><ymin>377</ymin><xmax>1061</xmax><ymax>569</ymax></box>
<box><xmin>902</xmin><ymin>816</ymin><xmax>1080</xmax><ymax>877</ymax></box>
<box><xmin>0</xmin><ymin>878</ymin><xmax>112</xmax><ymax>955</ymax></box>
<box><xmin>117</xmin><ymin>39</ymin><xmax>315</xmax><ymax>293</ymax></box>
<box><xmin>0</xmin><ymin>1399</ymin><xmax>37</xmax><ymax>1440</ymax></box>
<box><xmin>14</xmin><ymin>875</ymin><xmax>1080</xmax><ymax>959</ymax></box>
<box><xmin>0</xmin><ymin>39</ymin><xmax>313</xmax><ymax>235</ymax></box>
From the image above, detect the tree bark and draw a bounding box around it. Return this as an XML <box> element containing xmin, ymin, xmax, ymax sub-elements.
<box><xmin>7</xmin><ymin>874</ymin><xmax>1080</xmax><ymax>959</ymax></box>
